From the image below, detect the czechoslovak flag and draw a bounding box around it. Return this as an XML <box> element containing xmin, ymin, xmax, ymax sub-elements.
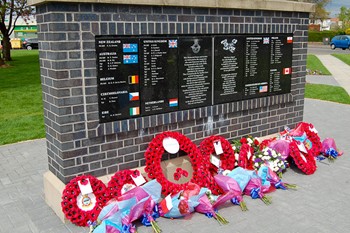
<box><xmin>159</xmin><ymin>194</ymin><xmax>173</xmax><ymax>214</ymax></box>
<box><xmin>129</xmin><ymin>92</ymin><xmax>139</xmax><ymax>101</ymax></box>
<box><xmin>283</xmin><ymin>67</ymin><xmax>292</xmax><ymax>75</ymax></box>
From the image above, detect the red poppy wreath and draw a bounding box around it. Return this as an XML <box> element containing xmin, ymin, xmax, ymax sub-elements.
<box><xmin>298</xmin><ymin>122</ymin><xmax>323</xmax><ymax>157</ymax></box>
<box><xmin>199</xmin><ymin>135</ymin><xmax>235</xmax><ymax>194</ymax></box>
<box><xmin>107</xmin><ymin>169</ymin><xmax>147</xmax><ymax>198</ymax></box>
<box><xmin>144</xmin><ymin>131</ymin><xmax>211</xmax><ymax>196</ymax></box>
<box><xmin>61</xmin><ymin>175</ymin><xmax>109</xmax><ymax>226</ymax></box>
<box><xmin>289</xmin><ymin>140</ymin><xmax>317</xmax><ymax>175</ymax></box>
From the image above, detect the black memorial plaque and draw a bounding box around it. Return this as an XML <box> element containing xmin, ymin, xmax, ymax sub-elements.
<box><xmin>96</xmin><ymin>37</ymin><xmax>140</xmax><ymax>122</ymax></box>
<box><xmin>178</xmin><ymin>37</ymin><xmax>213</xmax><ymax>110</ymax></box>
<box><xmin>269</xmin><ymin>34</ymin><xmax>293</xmax><ymax>95</ymax></box>
<box><xmin>140</xmin><ymin>38</ymin><xmax>179</xmax><ymax>115</ymax></box>
<box><xmin>244</xmin><ymin>36</ymin><xmax>270</xmax><ymax>99</ymax></box>
<box><xmin>214</xmin><ymin>36</ymin><xmax>245</xmax><ymax>104</ymax></box>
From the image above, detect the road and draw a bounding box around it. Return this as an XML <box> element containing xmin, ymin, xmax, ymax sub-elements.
<box><xmin>308</xmin><ymin>43</ymin><xmax>350</xmax><ymax>55</ymax></box>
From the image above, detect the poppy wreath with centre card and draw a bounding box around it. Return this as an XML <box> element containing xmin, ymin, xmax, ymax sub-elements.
<box><xmin>289</xmin><ymin>140</ymin><xmax>317</xmax><ymax>175</ymax></box>
<box><xmin>199</xmin><ymin>135</ymin><xmax>235</xmax><ymax>194</ymax></box>
<box><xmin>107</xmin><ymin>169</ymin><xmax>147</xmax><ymax>198</ymax></box>
<box><xmin>144</xmin><ymin>131</ymin><xmax>211</xmax><ymax>196</ymax></box>
<box><xmin>300</xmin><ymin>122</ymin><xmax>323</xmax><ymax>157</ymax></box>
<box><xmin>238</xmin><ymin>143</ymin><xmax>255</xmax><ymax>170</ymax></box>
<box><xmin>61</xmin><ymin>175</ymin><xmax>109</xmax><ymax>227</ymax></box>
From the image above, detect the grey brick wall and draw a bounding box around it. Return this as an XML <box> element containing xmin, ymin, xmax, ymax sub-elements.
<box><xmin>36</xmin><ymin>3</ymin><xmax>309</xmax><ymax>184</ymax></box>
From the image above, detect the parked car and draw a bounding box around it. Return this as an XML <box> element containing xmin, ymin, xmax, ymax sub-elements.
<box><xmin>22</xmin><ymin>38</ymin><xmax>39</xmax><ymax>50</ymax></box>
<box><xmin>330</xmin><ymin>35</ymin><xmax>350</xmax><ymax>50</ymax></box>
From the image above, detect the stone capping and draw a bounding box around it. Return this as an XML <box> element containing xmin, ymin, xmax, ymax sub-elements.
<box><xmin>91</xmin><ymin>93</ymin><xmax>294</xmax><ymax>138</ymax></box>
<box><xmin>28</xmin><ymin>0</ymin><xmax>315</xmax><ymax>13</ymax></box>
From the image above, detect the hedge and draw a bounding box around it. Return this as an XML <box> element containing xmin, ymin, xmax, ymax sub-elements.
<box><xmin>308</xmin><ymin>31</ymin><xmax>345</xmax><ymax>42</ymax></box>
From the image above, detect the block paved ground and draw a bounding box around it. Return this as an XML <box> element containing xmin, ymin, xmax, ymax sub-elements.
<box><xmin>1</xmin><ymin>98</ymin><xmax>349</xmax><ymax>233</ymax></box>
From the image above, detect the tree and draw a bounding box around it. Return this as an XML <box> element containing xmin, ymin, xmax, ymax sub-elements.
<box><xmin>0</xmin><ymin>0</ymin><xmax>33</xmax><ymax>62</ymax></box>
<box><xmin>308</xmin><ymin>0</ymin><xmax>330</xmax><ymax>23</ymax></box>
<box><xmin>338</xmin><ymin>6</ymin><xmax>350</xmax><ymax>30</ymax></box>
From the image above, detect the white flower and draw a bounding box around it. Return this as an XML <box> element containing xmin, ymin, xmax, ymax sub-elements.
<box><xmin>222</xmin><ymin>170</ymin><xmax>231</xmax><ymax>176</ymax></box>
<box><xmin>233</xmin><ymin>145</ymin><xmax>236</xmax><ymax>151</ymax></box>
<box><xmin>247</xmin><ymin>138</ymin><xmax>253</xmax><ymax>145</ymax></box>
<box><xmin>263</xmin><ymin>151</ymin><xmax>269</xmax><ymax>156</ymax></box>
<box><xmin>234</xmin><ymin>153</ymin><xmax>239</xmax><ymax>161</ymax></box>
<box><xmin>254</xmin><ymin>162</ymin><xmax>259</xmax><ymax>167</ymax></box>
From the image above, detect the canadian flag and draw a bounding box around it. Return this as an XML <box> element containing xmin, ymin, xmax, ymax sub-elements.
<box><xmin>283</xmin><ymin>67</ymin><xmax>292</xmax><ymax>75</ymax></box>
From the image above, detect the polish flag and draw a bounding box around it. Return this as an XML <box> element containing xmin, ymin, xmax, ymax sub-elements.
<box><xmin>159</xmin><ymin>195</ymin><xmax>173</xmax><ymax>214</ymax></box>
<box><xmin>287</xmin><ymin>36</ymin><xmax>293</xmax><ymax>43</ymax></box>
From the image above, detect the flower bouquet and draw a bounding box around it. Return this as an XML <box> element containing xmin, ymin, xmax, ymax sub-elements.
<box><xmin>213</xmin><ymin>174</ymin><xmax>247</xmax><ymax>211</ymax></box>
<box><xmin>163</xmin><ymin>182</ymin><xmax>207</xmax><ymax>219</ymax></box>
<box><xmin>252</xmin><ymin>147</ymin><xmax>286</xmax><ymax>177</ymax></box>
<box><xmin>243</xmin><ymin>171</ymin><xmax>272</xmax><ymax>205</ymax></box>
<box><xmin>195</xmin><ymin>191</ymin><xmax>229</xmax><ymax>225</ymax></box>
<box><xmin>258</xmin><ymin>166</ymin><xmax>297</xmax><ymax>190</ymax></box>
<box><xmin>321</xmin><ymin>138</ymin><xmax>343</xmax><ymax>162</ymax></box>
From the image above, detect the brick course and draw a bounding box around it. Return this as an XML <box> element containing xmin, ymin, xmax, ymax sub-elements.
<box><xmin>37</xmin><ymin>3</ymin><xmax>308</xmax><ymax>184</ymax></box>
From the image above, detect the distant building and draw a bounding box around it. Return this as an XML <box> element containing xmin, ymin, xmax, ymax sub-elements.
<box><xmin>309</xmin><ymin>17</ymin><xmax>342</xmax><ymax>31</ymax></box>
<box><xmin>4</xmin><ymin>15</ymin><xmax>37</xmax><ymax>40</ymax></box>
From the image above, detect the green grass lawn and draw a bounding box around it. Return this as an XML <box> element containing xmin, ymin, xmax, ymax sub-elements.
<box><xmin>305</xmin><ymin>83</ymin><xmax>350</xmax><ymax>105</ymax></box>
<box><xmin>306</xmin><ymin>54</ymin><xmax>331</xmax><ymax>75</ymax></box>
<box><xmin>332</xmin><ymin>54</ymin><xmax>350</xmax><ymax>66</ymax></box>
<box><xmin>0</xmin><ymin>50</ymin><xmax>45</xmax><ymax>145</ymax></box>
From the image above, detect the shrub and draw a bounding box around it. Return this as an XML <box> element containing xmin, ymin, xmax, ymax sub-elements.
<box><xmin>308</xmin><ymin>30</ymin><xmax>345</xmax><ymax>42</ymax></box>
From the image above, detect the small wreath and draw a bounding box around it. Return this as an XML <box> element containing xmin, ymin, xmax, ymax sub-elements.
<box><xmin>301</xmin><ymin>123</ymin><xmax>322</xmax><ymax>157</ymax></box>
<box><xmin>289</xmin><ymin>140</ymin><xmax>317</xmax><ymax>175</ymax></box>
<box><xmin>107</xmin><ymin>169</ymin><xmax>147</xmax><ymax>198</ymax></box>
<box><xmin>199</xmin><ymin>135</ymin><xmax>235</xmax><ymax>194</ymax></box>
<box><xmin>144</xmin><ymin>131</ymin><xmax>211</xmax><ymax>196</ymax></box>
<box><xmin>61</xmin><ymin>175</ymin><xmax>109</xmax><ymax>226</ymax></box>
<box><xmin>238</xmin><ymin>143</ymin><xmax>255</xmax><ymax>170</ymax></box>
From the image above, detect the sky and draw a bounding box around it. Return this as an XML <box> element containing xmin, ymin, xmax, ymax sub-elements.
<box><xmin>326</xmin><ymin>0</ymin><xmax>350</xmax><ymax>17</ymax></box>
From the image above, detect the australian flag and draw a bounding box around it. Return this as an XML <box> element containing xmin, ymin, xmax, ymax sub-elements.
<box><xmin>123</xmin><ymin>43</ymin><xmax>138</xmax><ymax>53</ymax></box>
<box><xmin>123</xmin><ymin>55</ymin><xmax>138</xmax><ymax>64</ymax></box>
<box><xmin>168</xmin><ymin>39</ymin><xmax>178</xmax><ymax>48</ymax></box>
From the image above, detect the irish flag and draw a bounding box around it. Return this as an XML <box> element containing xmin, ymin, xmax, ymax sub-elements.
<box><xmin>129</xmin><ymin>75</ymin><xmax>139</xmax><ymax>84</ymax></box>
<box><xmin>130</xmin><ymin>107</ymin><xmax>140</xmax><ymax>116</ymax></box>
<box><xmin>169</xmin><ymin>98</ymin><xmax>178</xmax><ymax>107</ymax></box>
<box><xmin>129</xmin><ymin>92</ymin><xmax>139</xmax><ymax>101</ymax></box>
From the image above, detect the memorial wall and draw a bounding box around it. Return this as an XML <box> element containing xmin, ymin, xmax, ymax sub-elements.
<box><xmin>30</xmin><ymin>0</ymin><xmax>313</xmax><ymax>187</ymax></box>
<box><xmin>96</xmin><ymin>34</ymin><xmax>292</xmax><ymax>122</ymax></box>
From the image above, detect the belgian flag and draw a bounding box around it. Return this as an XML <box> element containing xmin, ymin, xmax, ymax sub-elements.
<box><xmin>129</xmin><ymin>75</ymin><xmax>139</xmax><ymax>84</ymax></box>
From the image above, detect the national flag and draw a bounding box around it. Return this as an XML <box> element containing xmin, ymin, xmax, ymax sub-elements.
<box><xmin>169</xmin><ymin>98</ymin><xmax>178</xmax><ymax>107</ymax></box>
<box><xmin>130</xmin><ymin>107</ymin><xmax>140</xmax><ymax>116</ymax></box>
<box><xmin>123</xmin><ymin>55</ymin><xmax>138</xmax><ymax>64</ymax></box>
<box><xmin>123</xmin><ymin>43</ymin><xmax>138</xmax><ymax>53</ymax></box>
<box><xmin>168</xmin><ymin>39</ymin><xmax>178</xmax><ymax>48</ymax></box>
<box><xmin>283</xmin><ymin>67</ymin><xmax>292</xmax><ymax>75</ymax></box>
<box><xmin>259</xmin><ymin>85</ymin><xmax>268</xmax><ymax>93</ymax></box>
<box><xmin>129</xmin><ymin>92</ymin><xmax>139</xmax><ymax>101</ymax></box>
<box><xmin>159</xmin><ymin>195</ymin><xmax>173</xmax><ymax>214</ymax></box>
<box><xmin>129</xmin><ymin>75</ymin><xmax>139</xmax><ymax>84</ymax></box>
<box><xmin>287</xmin><ymin>36</ymin><xmax>293</xmax><ymax>43</ymax></box>
<box><xmin>263</xmin><ymin>37</ymin><xmax>270</xmax><ymax>44</ymax></box>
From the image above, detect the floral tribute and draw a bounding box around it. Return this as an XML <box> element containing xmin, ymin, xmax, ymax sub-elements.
<box><xmin>232</xmin><ymin>137</ymin><xmax>256</xmax><ymax>170</ymax></box>
<box><xmin>252</xmin><ymin>147</ymin><xmax>286</xmax><ymax>176</ymax></box>
<box><xmin>144</xmin><ymin>131</ymin><xmax>211</xmax><ymax>196</ymax></box>
<box><xmin>60</xmin><ymin>121</ymin><xmax>344</xmax><ymax>231</ymax></box>
<box><xmin>61</xmin><ymin>175</ymin><xmax>109</xmax><ymax>227</ymax></box>
<box><xmin>290</xmin><ymin>122</ymin><xmax>323</xmax><ymax>158</ymax></box>
<box><xmin>289</xmin><ymin>140</ymin><xmax>317</xmax><ymax>175</ymax></box>
<box><xmin>199</xmin><ymin>135</ymin><xmax>236</xmax><ymax>194</ymax></box>
<box><xmin>107</xmin><ymin>169</ymin><xmax>146</xmax><ymax>198</ymax></box>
